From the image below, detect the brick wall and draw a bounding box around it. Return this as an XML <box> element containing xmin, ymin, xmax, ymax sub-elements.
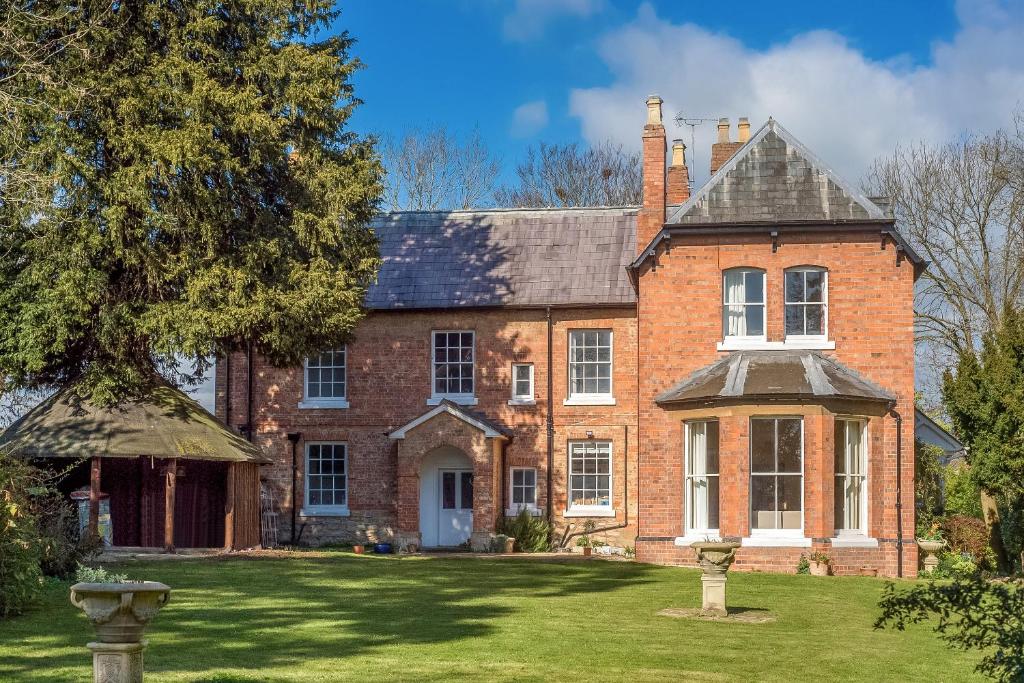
<box><xmin>634</xmin><ymin>230</ymin><xmax>917</xmax><ymax>577</ymax></box>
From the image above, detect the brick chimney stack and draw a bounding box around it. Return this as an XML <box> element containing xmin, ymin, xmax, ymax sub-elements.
<box><xmin>639</xmin><ymin>95</ymin><xmax>666</xmax><ymax>253</ymax></box>
<box><xmin>666</xmin><ymin>139</ymin><xmax>690</xmax><ymax>205</ymax></box>
<box><xmin>710</xmin><ymin>116</ymin><xmax>746</xmax><ymax>175</ymax></box>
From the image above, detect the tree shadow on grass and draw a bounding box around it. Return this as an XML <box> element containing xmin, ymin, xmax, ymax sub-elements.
<box><xmin>1</xmin><ymin>555</ymin><xmax>656</xmax><ymax>680</ymax></box>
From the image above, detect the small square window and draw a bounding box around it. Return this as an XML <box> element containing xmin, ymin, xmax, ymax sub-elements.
<box><xmin>511</xmin><ymin>363</ymin><xmax>534</xmax><ymax>401</ymax></box>
<box><xmin>510</xmin><ymin>467</ymin><xmax>537</xmax><ymax>510</ymax></box>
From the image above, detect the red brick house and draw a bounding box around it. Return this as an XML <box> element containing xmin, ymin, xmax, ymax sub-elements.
<box><xmin>216</xmin><ymin>97</ymin><xmax>922</xmax><ymax>577</ymax></box>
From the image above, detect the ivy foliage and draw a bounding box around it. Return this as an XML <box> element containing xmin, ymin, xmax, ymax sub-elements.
<box><xmin>0</xmin><ymin>0</ymin><xmax>383</xmax><ymax>404</ymax></box>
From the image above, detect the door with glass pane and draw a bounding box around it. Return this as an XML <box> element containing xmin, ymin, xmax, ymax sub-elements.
<box><xmin>438</xmin><ymin>469</ymin><xmax>473</xmax><ymax>546</ymax></box>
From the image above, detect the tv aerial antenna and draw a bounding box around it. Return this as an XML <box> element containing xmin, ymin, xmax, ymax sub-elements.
<box><xmin>674</xmin><ymin>112</ymin><xmax>718</xmax><ymax>187</ymax></box>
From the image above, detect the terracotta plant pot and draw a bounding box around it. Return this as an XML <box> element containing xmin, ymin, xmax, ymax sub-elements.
<box><xmin>858</xmin><ymin>566</ymin><xmax>878</xmax><ymax>577</ymax></box>
<box><xmin>582</xmin><ymin>546</ymin><xmax>592</xmax><ymax>556</ymax></box>
<box><xmin>809</xmin><ymin>561</ymin><xmax>830</xmax><ymax>577</ymax></box>
<box><xmin>352</xmin><ymin>545</ymin><xmax>365</xmax><ymax>554</ymax></box>
<box><xmin>690</xmin><ymin>541</ymin><xmax>742</xmax><ymax>575</ymax></box>
<box><xmin>70</xmin><ymin>582</ymin><xmax>171</xmax><ymax>644</ymax></box>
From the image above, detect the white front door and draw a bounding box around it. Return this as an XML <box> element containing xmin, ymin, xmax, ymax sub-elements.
<box><xmin>438</xmin><ymin>469</ymin><xmax>473</xmax><ymax>546</ymax></box>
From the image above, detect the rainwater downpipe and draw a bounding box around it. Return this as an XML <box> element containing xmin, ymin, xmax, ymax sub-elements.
<box><xmin>245</xmin><ymin>340</ymin><xmax>254</xmax><ymax>442</ymax></box>
<box><xmin>546</xmin><ymin>306</ymin><xmax>554</xmax><ymax>527</ymax></box>
<box><xmin>287</xmin><ymin>432</ymin><xmax>301</xmax><ymax>545</ymax></box>
<box><xmin>889</xmin><ymin>406</ymin><xmax>904</xmax><ymax>578</ymax></box>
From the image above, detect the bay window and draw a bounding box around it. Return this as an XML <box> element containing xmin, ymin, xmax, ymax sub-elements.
<box><xmin>750</xmin><ymin>417</ymin><xmax>803</xmax><ymax>533</ymax></box>
<box><xmin>834</xmin><ymin>418</ymin><xmax>867</xmax><ymax>535</ymax></box>
<box><xmin>685</xmin><ymin>420</ymin><xmax>720</xmax><ymax>534</ymax></box>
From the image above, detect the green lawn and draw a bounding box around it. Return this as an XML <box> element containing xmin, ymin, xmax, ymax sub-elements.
<box><xmin>2</xmin><ymin>554</ymin><xmax>981</xmax><ymax>682</ymax></box>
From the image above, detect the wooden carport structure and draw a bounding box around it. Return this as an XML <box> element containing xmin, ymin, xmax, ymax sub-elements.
<box><xmin>0</xmin><ymin>383</ymin><xmax>270</xmax><ymax>551</ymax></box>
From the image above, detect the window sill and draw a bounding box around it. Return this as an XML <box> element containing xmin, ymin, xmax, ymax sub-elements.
<box><xmin>674</xmin><ymin>533</ymin><xmax>722</xmax><ymax>546</ymax></box>
<box><xmin>507</xmin><ymin>398</ymin><xmax>536</xmax><ymax>406</ymax></box>
<box><xmin>298</xmin><ymin>399</ymin><xmax>350</xmax><ymax>409</ymax></box>
<box><xmin>716</xmin><ymin>339</ymin><xmax>836</xmax><ymax>352</ymax></box>
<box><xmin>505</xmin><ymin>506</ymin><xmax>541</xmax><ymax>517</ymax></box>
<box><xmin>564</xmin><ymin>507</ymin><xmax>615</xmax><ymax>518</ymax></box>
<box><xmin>299</xmin><ymin>507</ymin><xmax>350</xmax><ymax>518</ymax></box>
<box><xmin>427</xmin><ymin>395</ymin><xmax>479</xmax><ymax>406</ymax></box>
<box><xmin>741</xmin><ymin>535</ymin><xmax>811</xmax><ymax>547</ymax></box>
<box><xmin>563</xmin><ymin>395</ymin><xmax>616</xmax><ymax>406</ymax></box>
<box><xmin>830</xmin><ymin>535</ymin><xmax>878</xmax><ymax>548</ymax></box>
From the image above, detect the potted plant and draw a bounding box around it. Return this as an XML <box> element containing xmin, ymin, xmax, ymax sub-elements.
<box><xmin>916</xmin><ymin>522</ymin><xmax>945</xmax><ymax>574</ymax></box>
<box><xmin>576</xmin><ymin>521</ymin><xmax>595</xmax><ymax>556</ymax></box>
<box><xmin>352</xmin><ymin>544</ymin><xmax>365</xmax><ymax>554</ymax></box>
<box><xmin>70</xmin><ymin>566</ymin><xmax>170</xmax><ymax>644</ymax></box>
<box><xmin>807</xmin><ymin>551</ymin><xmax>831</xmax><ymax>577</ymax></box>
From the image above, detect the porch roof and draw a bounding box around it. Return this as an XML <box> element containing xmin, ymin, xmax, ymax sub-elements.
<box><xmin>388</xmin><ymin>400</ymin><xmax>512</xmax><ymax>440</ymax></box>
<box><xmin>655</xmin><ymin>350</ymin><xmax>895</xmax><ymax>406</ymax></box>
<box><xmin>0</xmin><ymin>382</ymin><xmax>270</xmax><ymax>463</ymax></box>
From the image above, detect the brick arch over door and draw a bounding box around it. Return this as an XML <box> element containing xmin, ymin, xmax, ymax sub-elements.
<box><xmin>394</xmin><ymin>411</ymin><xmax>503</xmax><ymax>540</ymax></box>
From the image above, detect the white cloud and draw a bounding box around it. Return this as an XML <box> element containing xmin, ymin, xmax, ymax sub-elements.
<box><xmin>569</xmin><ymin>1</ymin><xmax>1024</xmax><ymax>188</ymax></box>
<box><xmin>511</xmin><ymin>99</ymin><xmax>549</xmax><ymax>137</ymax></box>
<box><xmin>503</xmin><ymin>0</ymin><xmax>603</xmax><ymax>42</ymax></box>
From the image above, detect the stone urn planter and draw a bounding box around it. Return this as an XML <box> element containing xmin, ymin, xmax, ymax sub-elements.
<box><xmin>809</xmin><ymin>560</ymin><xmax>830</xmax><ymax>577</ymax></box>
<box><xmin>918</xmin><ymin>539</ymin><xmax>945</xmax><ymax>574</ymax></box>
<box><xmin>70</xmin><ymin>582</ymin><xmax>170</xmax><ymax>683</ymax></box>
<box><xmin>691</xmin><ymin>541</ymin><xmax>741</xmax><ymax>616</ymax></box>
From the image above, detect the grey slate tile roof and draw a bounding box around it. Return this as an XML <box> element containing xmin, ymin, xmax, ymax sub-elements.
<box><xmin>655</xmin><ymin>350</ymin><xmax>895</xmax><ymax>405</ymax></box>
<box><xmin>666</xmin><ymin>119</ymin><xmax>888</xmax><ymax>225</ymax></box>
<box><xmin>366</xmin><ymin>207</ymin><xmax>638</xmax><ymax>309</ymax></box>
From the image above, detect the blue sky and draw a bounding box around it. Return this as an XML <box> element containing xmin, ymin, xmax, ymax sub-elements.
<box><xmin>193</xmin><ymin>0</ymin><xmax>1023</xmax><ymax>409</ymax></box>
<box><xmin>330</xmin><ymin>0</ymin><xmax>1024</xmax><ymax>193</ymax></box>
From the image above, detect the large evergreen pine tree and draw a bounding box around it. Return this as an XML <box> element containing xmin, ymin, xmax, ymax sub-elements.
<box><xmin>0</xmin><ymin>0</ymin><xmax>382</xmax><ymax>403</ymax></box>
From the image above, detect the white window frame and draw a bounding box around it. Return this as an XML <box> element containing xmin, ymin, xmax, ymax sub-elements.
<box><xmin>834</xmin><ymin>417</ymin><xmax>869</xmax><ymax>538</ymax></box>
<box><xmin>298</xmin><ymin>347</ymin><xmax>349</xmax><ymax>409</ymax></box>
<box><xmin>746</xmin><ymin>417</ymin><xmax>806</xmax><ymax>543</ymax></box>
<box><xmin>722</xmin><ymin>268</ymin><xmax>767</xmax><ymax>345</ymax></box>
<box><xmin>301</xmin><ymin>442</ymin><xmax>349</xmax><ymax>517</ymax></box>
<box><xmin>565</xmin><ymin>440</ymin><xmax>615</xmax><ymax>517</ymax></box>
<box><xmin>784</xmin><ymin>267</ymin><xmax>828</xmax><ymax>341</ymax></box>
<box><xmin>564</xmin><ymin>329</ymin><xmax>615</xmax><ymax>406</ymax></box>
<box><xmin>684</xmin><ymin>420</ymin><xmax>720</xmax><ymax>537</ymax></box>
<box><xmin>508</xmin><ymin>363</ymin><xmax>535</xmax><ymax>406</ymax></box>
<box><xmin>429</xmin><ymin>330</ymin><xmax>477</xmax><ymax>406</ymax></box>
<box><xmin>507</xmin><ymin>467</ymin><xmax>539</xmax><ymax>516</ymax></box>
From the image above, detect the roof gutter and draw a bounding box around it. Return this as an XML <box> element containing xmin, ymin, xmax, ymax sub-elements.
<box><xmin>654</xmin><ymin>393</ymin><xmax>898</xmax><ymax>408</ymax></box>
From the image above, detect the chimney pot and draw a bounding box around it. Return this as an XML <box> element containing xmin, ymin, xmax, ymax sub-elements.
<box><xmin>646</xmin><ymin>95</ymin><xmax>664</xmax><ymax>126</ymax></box>
<box><xmin>717</xmin><ymin>117</ymin><xmax>730</xmax><ymax>143</ymax></box>
<box><xmin>670</xmin><ymin>139</ymin><xmax>686</xmax><ymax>167</ymax></box>
<box><xmin>738</xmin><ymin>117</ymin><xmax>750</xmax><ymax>143</ymax></box>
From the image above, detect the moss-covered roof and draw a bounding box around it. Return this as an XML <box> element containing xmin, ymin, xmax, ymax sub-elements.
<box><xmin>0</xmin><ymin>383</ymin><xmax>269</xmax><ymax>463</ymax></box>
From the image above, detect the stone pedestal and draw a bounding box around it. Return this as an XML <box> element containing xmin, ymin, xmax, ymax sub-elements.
<box><xmin>923</xmin><ymin>553</ymin><xmax>940</xmax><ymax>574</ymax></box>
<box><xmin>700</xmin><ymin>574</ymin><xmax>728</xmax><ymax>617</ymax></box>
<box><xmin>87</xmin><ymin>640</ymin><xmax>146</xmax><ymax>683</ymax></box>
<box><xmin>470</xmin><ymin>531</ymin><xmax>493</xmax><ymax>552</ymax></box>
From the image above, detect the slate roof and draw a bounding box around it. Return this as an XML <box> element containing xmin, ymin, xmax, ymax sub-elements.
<box><xmin>365</xmin><ymin>207</ymin><xmax>638</xmax><ymax>310</ymax></box>
<box><xmin>655</xmin><ymin>350</ymin><xmax>895</xmax><ymax>405</ymax></box>
<box><xmin>0</xmin><ymin>382</ymin><xmax>270</xmax><ymax>463</ymax></box>
<box><xmin>666</xmin><ymin>119</ymin><xmax>888</xmax><ymax>226</ymax></box>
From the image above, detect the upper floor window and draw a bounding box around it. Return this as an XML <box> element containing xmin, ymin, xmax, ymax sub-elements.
<box><xmin>723</xmin><ymin>269</ymin><xmax>765</xmax><ymax>340</ymax></box>
<box><xmin>567</xmin><ymin>330</ymin><xmax>614</xmax><ymax>405</ymax></box>
<box><xmin>300</xmin><ymin>347</ymin><xmax>348</xmax><ymax>408</ymax></box>
<box><xmin>432</xmin><ymin>331</ymin><xmax>475</xmax><ymax>402</ymax></box>
<box><xmin>304</xmin><ymin>442</ymin><xmax>348</xmax><ymax>515</ymax></box>
<box><xmin>785</xmin><ymin>268</ymin><xmax>827</xmax><ymax>338</ymax></box>
<box><xmin>834</xmin><ymin>418</ymin><xmax>867</xmax><ymax>535</ymax></box>
<box><xmin>509</xmin><ymin>363</ymin><xmax>535</xmax><ymax>404</ymax></box>
<box><xmin>685</xmin><ymin>420</ymin><xmax>720</xmax><ymax>535</ymax></box>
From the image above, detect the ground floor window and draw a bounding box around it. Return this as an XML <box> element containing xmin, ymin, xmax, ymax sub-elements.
<box><xmin>834</xmin><ymin>418</ymin><xmax>867</xmax><ymax>534</ymax></box>
<box><xmin>568</xmin><ymin>441</ymin><xmax>612</xmax><ymax>511</ymax></box>
<box><xmin>685</xmin><ymin>420</ymin><xmax>719</xmax><ymax>534</ymax></box>
<box><xmin>510</xmin><ymin>467</ymin><xmax>537</xmax><ymax>510</ymax></box>
<box><xmin>750</xmin><ymin>417</ymin><xmax>803</xmax><ymax>532</ymax></box>
<box><xmin>305</xmin><ymin>443</ymin><xmax>348</xmax><ymax>513</ymax></box>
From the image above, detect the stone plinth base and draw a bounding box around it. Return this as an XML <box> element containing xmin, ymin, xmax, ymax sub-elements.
<box><xmin>87</xmin><ymin>640</ymin><xmax>146</xmax><ymax>683</ymax></box>
<box><xmin>470</xmin><ymin>531</ymin><xmax>493</xmax><ymax>552</ymax></box>
<box><xmin>701</xmin><ymin>574</ymin><xmax>728</xmax><ymax>617</ymax></box>
<box><xmin>923</xmin><ymin>555</ymin><xmax>940</xmax><ymax>574</ymax></box>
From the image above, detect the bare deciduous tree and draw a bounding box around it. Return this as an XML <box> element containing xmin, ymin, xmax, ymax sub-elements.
<box><xmin>495</xmin><ymin>141</ymin><xmax>642</xmax><ymax>208</ymax></box>
<box><xmin>381</xmin><ymin>127</ymin><xmax>500</xmax><ymax>211</ymax></box>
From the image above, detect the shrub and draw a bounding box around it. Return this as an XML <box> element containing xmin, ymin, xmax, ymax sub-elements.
<box><xmin>944</xmin><ymin>463</ymin><xmax>983</xmax><ymax>519</ymax></box>
<box><xmin>935</xmin><ymin>551</ymin><xmax>980</xmax><ymax>579</ymax></box>
<box><xmin>497</xmin><ymin>508</ymin><xmax>552</xmax><ymax>552</ymax></box>
<box><xmin>941</xmin><ymin>515</ymin><xmax>996</xmax><ymax>570</ymax></box>
<box><xmin>35</xmin><ymin>489</ymin><xmax>101</xmax><ymax>578</ymax></box>
<box><xmin>877</xmin><ymin>575</ymin><xmax>1024</xmax><ymax>681</ymax></box>
<box><xmin>74</xmin><ymin>563</ymin><xmax>129</xmax><ymax>584</ymax></box>
<box><xmin>796</xmin><ymin>556</ymin><xmax>810</xmax><ymax>574</ymax></box>
<box><xmin>0</xmin><ymin>453</ymin><xmax>43</xmax><ymax>617</ymax></box>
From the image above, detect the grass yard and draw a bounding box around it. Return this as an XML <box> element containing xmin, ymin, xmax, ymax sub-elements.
<box><xmin>1</xmin><ymin>553</ymin><xmax>981</xmax><ymax>682</ymax></box>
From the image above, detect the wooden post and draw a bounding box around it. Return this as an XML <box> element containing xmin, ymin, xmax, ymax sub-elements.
<box><xmin>88</xmin><ymin>457</ymin><xmax>101</xmax><ymax>538</ymax></box>
<box><xmin>164</xmin><ymin>459</ymin><xmax>177</xmax><ymax>552</ymax></box>
<box><xmin>224</xmin><ymin>462</ymin><xmax>237</xmax><ymax>550</ymax></box>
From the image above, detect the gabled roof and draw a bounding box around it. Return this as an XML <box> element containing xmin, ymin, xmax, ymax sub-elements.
<box><xmin>655</xmin><ymin>350</ymin><xmax>895</xmax><ymax>406</ymax></box>
<box><xmin>388</xmin><ymin>400</ymin><xmax>511</xmax><ymax>440</ymax></box>
<box><xmin>366</xmin><ymin>207</ymin><xmax>637</xmax><ymax>310</ymax></box>
<box><xmin>0</xmin><ymin>383</ymin><xmax>270</xmax><ymax>463</ymax></box>
<box><xmin>915</xmin><ymin>408</ymin><xmax>964</xmax><ymax>454</ymax></box>
<box><xmin>666</xmin><ymin>119</ymin><xmax>887</xmax><ymax>225</ymax></box>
